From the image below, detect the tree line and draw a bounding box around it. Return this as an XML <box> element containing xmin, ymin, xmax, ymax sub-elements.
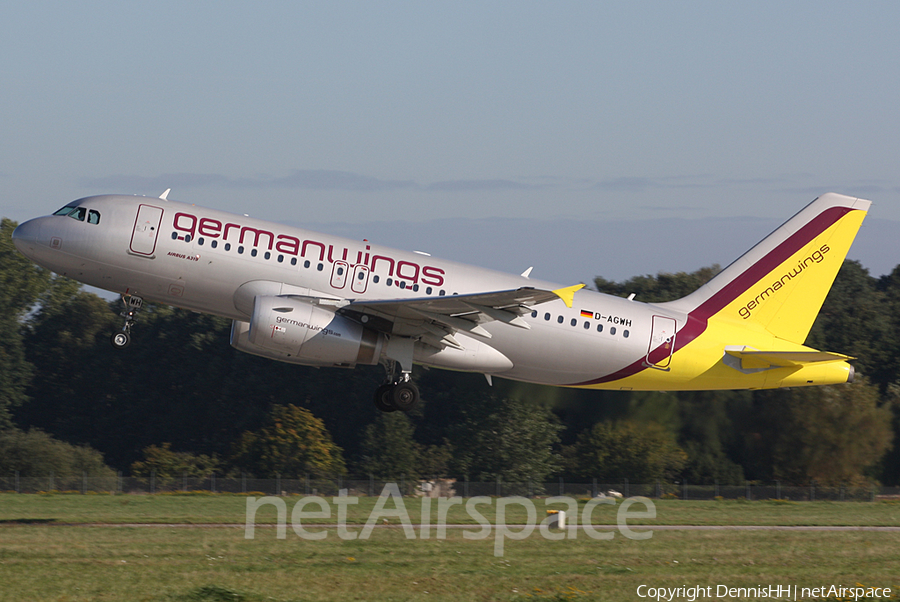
<box><xmin>0</xmin><ymin>218</ymin><xmax>896</xmax><ymax>486</ymax></box>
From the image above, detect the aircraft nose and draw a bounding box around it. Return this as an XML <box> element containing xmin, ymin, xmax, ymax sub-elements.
<box><xmin>11</xmin><ymin>218</ymin><xmax>42</xmax><ymax>256</ymax></box>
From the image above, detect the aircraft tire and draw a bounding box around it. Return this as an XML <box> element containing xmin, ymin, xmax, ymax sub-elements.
<box><xmin>391</xmin><ymin>382</ymin><xmax>419</xmax><ymax>412</ymax></box>
<box><xmin>110</xmin><ymin>331</ymin><xmax>131</xmax><ymax>349</ymax></box>
<box><xmin>374</xmin><ymin>384</ymin><xmax>397</xmax><ymax>412</ymax></box>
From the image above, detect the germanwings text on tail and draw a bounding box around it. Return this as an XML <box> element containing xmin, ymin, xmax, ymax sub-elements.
<box><xmin>12</xmin><ymin>192</ymin><xmax>870</xmax><ymax>411</ymax></box>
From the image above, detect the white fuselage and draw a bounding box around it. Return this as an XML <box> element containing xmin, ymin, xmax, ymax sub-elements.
<box><xmin>13</xmin><ymin>195</ymin><xmax>678</xmax><ymax>387</ymax></box>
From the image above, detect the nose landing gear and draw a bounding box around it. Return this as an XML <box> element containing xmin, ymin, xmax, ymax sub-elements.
<box><xmin>110</xmin><ymin>295</ymin><xmax>143</xmax><ymax>349</ymax></box>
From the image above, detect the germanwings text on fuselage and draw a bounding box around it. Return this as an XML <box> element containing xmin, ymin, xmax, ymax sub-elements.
<box><xmin>172</xmin><ymin>210</ymin><xmax>446</xmax><ymax>287</ymax></box>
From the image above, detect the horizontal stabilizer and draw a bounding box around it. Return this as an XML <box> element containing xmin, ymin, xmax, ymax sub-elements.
<box><xmin>725</xmin><ymin>347</ymin><xmax>854</xmax><ymax>370</ymax></box>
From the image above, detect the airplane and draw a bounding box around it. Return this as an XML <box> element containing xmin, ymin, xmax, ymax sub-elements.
<box><xmin>12</xmin><ymin>191</ymin><xmax>870</xmax><ymax>412</ymax></box>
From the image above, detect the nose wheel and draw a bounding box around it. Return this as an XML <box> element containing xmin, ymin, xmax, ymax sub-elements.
<box><xmin>110</xmin><ymin>330</ymin><xmax>131</xmax><ymax>349</ymax></box>
<box><xmin>110</xmin><ymin>294</ymin><xmax>143</xmax><ymax>350</ymax></box>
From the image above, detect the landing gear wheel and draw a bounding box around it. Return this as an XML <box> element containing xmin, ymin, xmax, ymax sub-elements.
<box><xmin>111</xmin><ymin>294</ymin><xmax>143</xmax><ymax>350</ymax></box>
<box><xmin>391</xmin><ymin>382</ymin><xmax>420</xmax><ymax>412</ymax></box>
<box><xmin>375</xmin><ymin>359</ymin><xmax>419</xmax><ymax>413</ymax></box>
<box><xmin>110</xmin><ymin>331</ymin><xmax>131</xmax><ymax>349</ymax></box>
<box><xmin>374</xmin><ymin>384</ymin><xmax>398</xmax><ymax>413</ymax></box>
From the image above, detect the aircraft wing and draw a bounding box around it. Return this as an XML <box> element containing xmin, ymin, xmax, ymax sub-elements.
<box><xmin>331</xmin><ymin>284</ymin><xmax>584</xmax><ymax>349</ymax></box>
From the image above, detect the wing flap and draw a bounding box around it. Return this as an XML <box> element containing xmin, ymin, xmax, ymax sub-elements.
<box><xmin>340</xmin><ymin>285</ymin><xmax>580</xmax><ymax>345</ymax></box>
<box><xmin>349</xmin><ymin>287</ymin><xmax>561</xmax><ymax>317</ymax></box>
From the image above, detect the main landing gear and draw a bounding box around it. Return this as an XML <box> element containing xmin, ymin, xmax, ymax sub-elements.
<box><xmin>374</xmin><ymin>362</ymin><xmax>420</xmax><ymax>413</ymax></box>
<box><xmin>110</xmin><ymin>295</ymin><xmax>143</xmax><ymax>349</ymax></box>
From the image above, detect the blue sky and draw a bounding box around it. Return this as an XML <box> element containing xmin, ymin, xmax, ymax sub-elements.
<box><xmin>3</xmin><ymin>2</ymin><xmax>898</xmax><ymax>281</ymax></box>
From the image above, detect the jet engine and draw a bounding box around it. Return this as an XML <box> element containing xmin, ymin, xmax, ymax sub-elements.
<box><xmin>230</xmin><ymin>296</ymin><xmax>384</xmax><ymax>367</ymax></box>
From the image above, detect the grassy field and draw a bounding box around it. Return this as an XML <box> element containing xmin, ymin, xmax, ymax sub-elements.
<box><xmin>1</xmin><ymin>493</ymin><xmax>899</xmax><ymax>526</ymax></box>
<box><xmin>0</xmin><ymin>494</ymin><xmax>898</xmax><ymax>601</ymax></box>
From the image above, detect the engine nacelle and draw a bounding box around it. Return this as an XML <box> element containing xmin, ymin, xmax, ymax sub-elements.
<box><xmin>230</xmin><ymin>296</ymin><xmax>383</xmax><ymax>367</ymax></box>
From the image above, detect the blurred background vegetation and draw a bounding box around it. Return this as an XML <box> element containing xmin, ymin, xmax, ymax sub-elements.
<box><xmin>1</xmin><ymin>218</ymin><xmax>896</xmax><ymax>486</ymax></box>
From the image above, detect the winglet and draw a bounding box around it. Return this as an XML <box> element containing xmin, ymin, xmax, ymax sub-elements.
<box><xmin>552</xmin><ymin>284</ymin><xmax>585</xmax><ymax>308</ymax></box>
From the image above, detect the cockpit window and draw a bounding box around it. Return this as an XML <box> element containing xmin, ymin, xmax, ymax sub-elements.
<box><xmin>88</xmin><ymin>210</ymin><xmax>101</xmax><ymax>224</ymax></box>
<box><xmin>53</xmin><ymin>205</ymin><xmax>87</xmax><ymax>221</ymax></box>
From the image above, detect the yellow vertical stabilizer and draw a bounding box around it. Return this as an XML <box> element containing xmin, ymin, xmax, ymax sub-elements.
<box><xmin>664</xmin><ymin>193</ymin><xmax>871</xmax><ymax>344</ymax></box>
<box><xmin>724</xmin><ymin>206</ymin><xmax>867</xmax><ymax>342</ymax></box>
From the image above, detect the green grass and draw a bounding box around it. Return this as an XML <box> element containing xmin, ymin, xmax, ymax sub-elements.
<box><xmin>1</xmin><ymin>493</ymin><xmax>899</xmax><ymax>526</ymax></box>
<box><xmin>0</xmin><ymin>494</ymin><xmax>898</xmax><ymax>601</ymax></box>
<box><xmin>0</xmin><ymin>526</ymin><xmax>897</xmax><ymax>601</ymax></box>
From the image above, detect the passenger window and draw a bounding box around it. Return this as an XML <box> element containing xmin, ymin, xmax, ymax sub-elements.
<box><xmin>623</xmin><ymin>330</ymin><xmax>630</xmax><ymax>338</ymax></box>
<box><xmin>426</xmin><ymin>287</ymin><xmax>433</xmax><ymax>295</ymax></box>
<box><xmin>570</xmin><ymin>318</ymin><xmax>577</xmax><ymax>326</ymax></box>
<box><xmin>583</xmin><ymin>321</ymin><xmax>590</xmax><ymax>329</ymax></box>
<box><xmin>290</xmin><ymin>258</ymin><xmax>297</xmax><ymax>266</ymax></box>
<box><xmin>317</xmin><ymin>263</ymin><xmax>323</xmax><ymax>271</ymax></box>
<box><xmin>265</xmin><ymin>252</ymin><xmax>271</xmax><ymax>260</ymax></box>
<box><xmin>211</xmin><ymin>240</ymin><xmax>218</xmax><ymax>249</ymax></box>
<box><xmin>439</xmin><ymin>290</ymin><xmax>446</xmax><ymax>296</ymax></box>
<box><xmin>251</xmin><ymin>249</ymin><xmax>257</xmax><ymax>257</ymax></box>
<box><xmin>531</xmin><ymin>311</ymin><xmax>538</xmax><ymax>318</ymax></box>
<box><xmin>386</xmin><ymin>278</ymin><xmax>393</xmax><ymax>286</ymax></box>
<box><xmin>304</xmin><ymin>260</ymin><xmax>310</xmax><ymax>268</ymax></box>
<box><xmin>277</xmin><ymin>255</ymin><xmax>283</xmax><ymax>263</ymax></box>
<box><xmin>610</xmin><ymin>326</ymin><xmax>617</xmax><ymax>335</ymax></box>
<box><xmin>557</xmin><ymin>316</ymin><xmax>564</xmax><ymax>324</ymax></box>
<box><xmin>597</xmin><ymin>324</ymin><xmax>603</xmax><ymax>333</ymax></box>
<box><xmin>88</xmin><ymin>210</ymin><xmax>100</xmax><ymax>224</ymax></box>
<box><xmin>238</xmin><ymin>246</ymin><xmax>244</xmax><ymax>254</ymax></box>
<box><xmin>337</xmin><ymin>267</ymin><xmax>344</xmax><ymax>276</ymax></box>
<box><xmin>198</xmin><ymin>238</ymin><xmax>205</xmax><ymax>246</ymax></box>
<box><xmin>225</xmin><ymin>243</ymin><xmax>231</xmax><ymax>251</ymax></box>
<box><xmin>373</xmin><ymin>275</ymin><xmax>380</xmax><ymax>283</ymax></box>
<box><xmin>544</xmin><ymin>313</ymin><xmax>550</xmax><ymax>321</ymax></box>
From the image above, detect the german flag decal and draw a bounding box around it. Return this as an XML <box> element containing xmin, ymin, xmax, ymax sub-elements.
<box><xmin>580</xmin><ymin>309</ymin><xmax>593</xmax><ymax>318</ymax></box>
